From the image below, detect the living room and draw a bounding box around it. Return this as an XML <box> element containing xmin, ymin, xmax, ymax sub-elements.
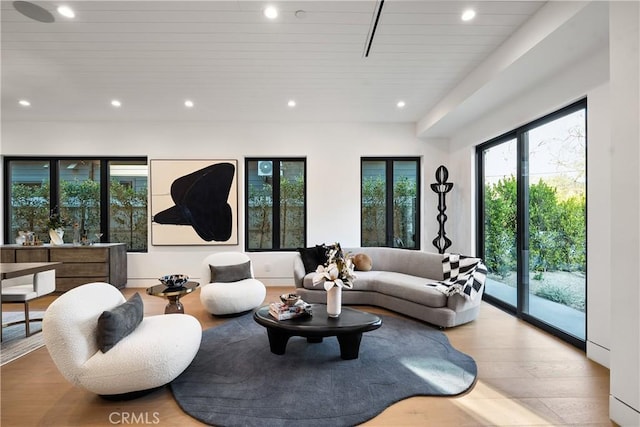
<box><xmin>1</xmin><ymin>1</ymin><xmax>638</xmax><ymax>426</ymax></box>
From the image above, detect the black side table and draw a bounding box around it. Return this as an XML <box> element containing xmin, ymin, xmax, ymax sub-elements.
<box><xmin>146</xmin><ymin>281</ymin><xmax>199</xmax><ymax>314</ymax></box>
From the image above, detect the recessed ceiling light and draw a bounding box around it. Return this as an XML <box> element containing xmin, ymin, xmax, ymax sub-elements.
<box><xmin>57</xmin><ymin>5</ymin><xmax>75</xmax><ymax>18</ymax></box>
<box><xmin>461</xmin><ymin>9</ymin><xmax>476</xmax><ymax>22</ymax></box>
<box><xmin>111</xmin><ymin>99</ymin><xmax>122</xmax><ymax>108</ymax></box>
<box><xmin>264</xmin><ymin>6</ymin><xmax>278</xmax><ymax>19</ymax></box>
<box><xmin>396</xmin><ymin>101</ymin><xmax>406</xmax><ymax>109</ymax></box>
<box><xmin>18</xmin><ymin>99</ymin><xmax>31</xmax><ymax>107</ymax></box>
<box><xmin>287</xmin><ymin>100</ymin><xmax>296</xmax><ymax>108</ymax></box>
<box><xmin>184</xmin><ymin>100</ymin><xmax>194</xmax><ymax>108</ymax></box>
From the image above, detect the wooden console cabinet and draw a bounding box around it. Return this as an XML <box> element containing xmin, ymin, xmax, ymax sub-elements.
<box><xmin>0</xmin><ymin>243</ymin><xmax>127</xmax><ymax>292</ymax></box>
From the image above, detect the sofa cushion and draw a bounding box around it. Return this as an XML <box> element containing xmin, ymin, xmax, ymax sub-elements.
<box><xmin>302</xmin><ymin>271</ymin><xmax>447</xmax><ymax>308</ymax></box>
<box><xmin>297</xmin><ymin>245</ymin><xmax>329</xmax><ymax>273</ymax></box>
<box><xmin>97</xmin><ymin>292</ymin><xmax>144</xmax><ymax>353</ymax></box>
<box><xmin>352</xmin><ymin>253</ymin><xmax>372</xmax><ymax>271</ymax></box>
<box><xmin>210</xmin><ymin>260</ymin><xmax>252</xmax><ymax>283</ymax></box>
<box><xmin>374</xmin><ymin>272</ymin><xmax>448</xmax><ymax>308</ymax></box>
<box><xmin>344</xmin><ymin>247</ymin><xmax>444</xmax><ymax>280</ymax></box>
<box><xmin>297</xmin><ymin>246</ymin><xmax>321</xmax><ymax>273</ymax></box>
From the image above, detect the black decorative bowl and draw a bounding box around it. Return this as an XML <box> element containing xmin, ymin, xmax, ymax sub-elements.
<box><xmin>280</xmin><ymin>293</ymin><xmax>301</xmax><ymax>307</ymax></box>
<box><xmin>159</xmin><ymin>274</ymin><xmax>189</xmax><ymax>288</ymax></box>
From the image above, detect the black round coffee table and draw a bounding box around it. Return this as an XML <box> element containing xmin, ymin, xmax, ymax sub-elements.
<box><xmin>253</xmin><ymin>304</ymin><xmax>382</xmax><ymax>360</ymax></box>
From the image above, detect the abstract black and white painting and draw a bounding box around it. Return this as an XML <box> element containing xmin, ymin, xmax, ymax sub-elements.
<box><xmin>151</xmin><ymin>159</ymin><xmax>238</xmax><ymax>245</ymax></box>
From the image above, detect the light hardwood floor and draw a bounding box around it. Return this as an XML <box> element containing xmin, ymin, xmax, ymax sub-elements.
<box><xmin>1</xmin><ymin>286</ymin><xmax>613</xmax><ymax>427</ymax></box>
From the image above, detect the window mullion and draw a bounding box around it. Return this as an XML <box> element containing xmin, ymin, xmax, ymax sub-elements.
<box><xmin>50</xmin><ymin>160</ymin><xmax>60</xmax><ymax>214</ymax></box>
<box><xmin>272</xmin><ymin>160</ymin><xmax>281</xmax><ymax>249</ymax></box>
<box><xmin>100</xmin><ymin>160</ymin><xmax>109</xmax><ymax>243</ymax></box>
<box><xmin>385</xmin><ymin>160</ymin><xmax>394</xmax><ymax>247</ymax></box>
<box><xmin>516</xmin><ymin>130</ymin><xmax>530</xmax><ymax>315</ymax></box>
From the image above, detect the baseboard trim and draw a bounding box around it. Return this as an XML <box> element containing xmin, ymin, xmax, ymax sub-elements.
<box><xmin>586</xmin><ymin>340</ymin><xmax>610</xmax><ymax>368</ymax></box>
<box><xmin>610</xmin><ymin>395</ymin><xmax>640</xmax><ymax>426</ymax></box>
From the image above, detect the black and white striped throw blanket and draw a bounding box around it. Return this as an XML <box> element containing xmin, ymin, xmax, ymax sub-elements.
<box><xmin>428</xmin><ymin>253</ymin><xmax>487</xmax><ymax>300</ymax></box>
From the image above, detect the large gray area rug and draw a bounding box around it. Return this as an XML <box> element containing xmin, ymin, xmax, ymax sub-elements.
<box><xmin>1</xmin><ymin>311</ymin><xmax>45</xmax><ymax>366</ymax></box>
<box><xmin>171</xmin><ymin>312</ymin><xmax>477</xmax><ymax>427</ymax></box>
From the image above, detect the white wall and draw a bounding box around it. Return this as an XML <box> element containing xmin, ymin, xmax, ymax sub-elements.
<box><xmin>585</xmin><ymin>82</ymin><xmax>612</xmax><ymax>368</ymax></box>
<box><xmin>1</xmin><ymin>121</ymin><xmax>447</xmax><ymax>286</ymax></box>
<box><xmin>608</xmin><ymin>2</ymin><xmax>640</xmax><ymax>424</ymax></box>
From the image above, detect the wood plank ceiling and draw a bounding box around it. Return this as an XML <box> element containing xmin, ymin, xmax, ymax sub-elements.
<box><xmin>1</xmin><ymin>1</ymin><xmax>546</xmax><ymax>122</ymax></box>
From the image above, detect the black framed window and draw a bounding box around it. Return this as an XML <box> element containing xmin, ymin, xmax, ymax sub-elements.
<box><xmin>4</xmin><ymin>157</ymin><xmax>148</xmax><ymax>252</ymax></box>
<box><xmin>361</xmin><ymin>157</ymin><xmax>420</xmax><ymax>249</ymax></box>
<box><xmin>476</xmin><ymin>98</ymin><xmax>587</xmax><ymax>348</ymax></box>
<box><xmin>245</xmin><ymin>158</ymin><xmax>306</xmax><ymax>251</ymax></box>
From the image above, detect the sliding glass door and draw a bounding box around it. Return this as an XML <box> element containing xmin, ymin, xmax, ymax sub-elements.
<box><xmin>478</xmin><ymin>100</ymin><xmax>586</xmax><ymax>347</ymax></box>
<box><xmin>479</xmin><ymin>138</ymin><xmax>517</xmax><ymax>307</ymax></box>
<box><xmin>524</xmin><ymin>108</ymin><xmax>586</xmax><ymax>339</ymax></box>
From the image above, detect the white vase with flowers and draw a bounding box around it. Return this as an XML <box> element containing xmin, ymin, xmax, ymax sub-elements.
<box><xmin>312</xmin><ymin>243</ymin><xmax>356</xmax><ymax>317</ymax></box>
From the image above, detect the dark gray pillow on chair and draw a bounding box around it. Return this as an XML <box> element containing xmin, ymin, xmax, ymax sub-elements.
<box><xmin>210</xmin><ymin>260</ymin><xmax>252</xmax><ymax>283</ymax></box>
<box><xmin>97</xmin><ymin>292</ymin><xmax>143</xmax><ymax>353</ymax></box>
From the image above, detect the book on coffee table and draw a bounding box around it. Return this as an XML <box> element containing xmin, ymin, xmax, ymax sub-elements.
<box><xmin>269</xmin><ymin>302</ymin><xmax>312</xmax><ymax>320</ymax></box>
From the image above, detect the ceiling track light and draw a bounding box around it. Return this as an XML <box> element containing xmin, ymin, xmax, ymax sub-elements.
<box><xmin>364</xmin><ymin>0</ymin><xmax>385</xmax><ymax>58</ymax></box>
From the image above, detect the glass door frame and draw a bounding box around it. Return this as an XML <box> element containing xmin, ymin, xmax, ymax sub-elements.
<box><xmin>476</xmin><ymin>98</ymin><xmax>587</xmax><ymax>350</ymax></box>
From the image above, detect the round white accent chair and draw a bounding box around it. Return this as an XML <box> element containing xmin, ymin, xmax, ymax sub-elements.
<box><xmin>200</xmin><ymin>252</ymin><xmax>266</xmax><ymax>316</ymax></box>
<box><xmin>43</xmin><ymin>282</ymin><xmax>202</xmax><ymax>399</ymax></box>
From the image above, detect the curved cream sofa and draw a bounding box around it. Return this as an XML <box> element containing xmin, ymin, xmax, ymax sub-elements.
<box><xmin>293</xmin><ymin>247</ymin><xmax>484</xmax><ymax>328</ymax></box>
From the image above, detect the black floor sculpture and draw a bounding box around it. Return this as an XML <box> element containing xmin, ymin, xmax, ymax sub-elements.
<box><xmin>431</xmin><ymin>165</ymin><xmax>453</xmax><ymax>254</ymax></box>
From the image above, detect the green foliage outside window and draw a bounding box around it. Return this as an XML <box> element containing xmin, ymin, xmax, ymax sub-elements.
<box><xmin>393</xmin><ymin>176</ymin><xmax>417</xmax><ymax>248</ymax></box>
<box><xmin>361</xmin><ymin>176</ymin><xmax>386</xmax><ymax>246</ymax></box>
<box><xmin>484</xmin><ymin>175</ymin><xmax>585</xmax><ymax>278</ymax></box>
<box><xmin>110</xmin><ymin>180</ymin><xmax>148</xmax><ymax>251</ymax></box>
<box><xmin>60</xmin><ymin>179</ymin><xmax>100</xmax><ymax>234</ymax></box>
<box><xmin>362</xmin><ymin>175</ymin><xmax>417</xmax><ymax>248</ymax></box>
<box><xmin>10</xmin><ymin>179</ymin><xmax>147</xmax><ymax>251</ymax></box>
<box><xmin>10</xmin><ymin>182</ymin><xmax>50</xmax><ymax>238</ymax></box>
<box><xmin>247</xmin><ymin>182</ymin><xmax>273</xmax><ymax>249</ymax></box>
<box><xmin>248</xmin><ymin>174</ymin><xmax>304</xmax><ymax>250</ymax></box>
<box><xmin>280</xmin><ymin>175</ymin><xmax>305</xmax><ymax>248</ymax></box>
